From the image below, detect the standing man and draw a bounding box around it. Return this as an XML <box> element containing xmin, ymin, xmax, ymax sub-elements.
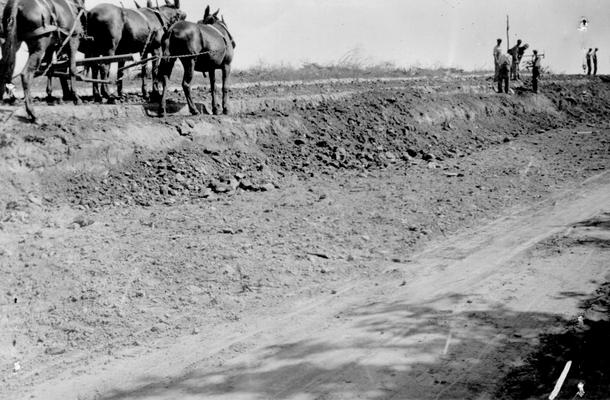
<box><xmin>0</xmin><ymin>33</ymin><xmax>17</xmax><ymax>102</ymax></box>
<box><xmin>497</xmin><ymin>52</ymin><xmax>511</xmax><ymax>94</ymax></box>
<box><xmin>516</xmin><ymin>43</ymin><xmax>529</xmax><ymax>80</ymax></box>
<box><xmin>586</xmin><ymin>48</ymin><xmax>593</xmax><ymax>75</ymax></box>
<box><xmin>593</xmin><ymin>48</ymin><xmax>599</xmax><ymax>76</ymax></box>
<box><xmin>493</xmin><ymin>38</ymin><xmax>503</xmax><ymax>81</ymax></box>
<box><xmin>508</xmin><ymin>39</ymin><xmax>522</xmax><ymax>80</ymax></box>
<box><xmin>532</xmin><ymin>50</ymin><xmax>541</xmax><ymax>94</ymax></box>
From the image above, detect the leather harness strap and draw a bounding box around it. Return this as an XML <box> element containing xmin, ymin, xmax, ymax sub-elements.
<box><xmin>149</xmin><ymin>8</ymin><xmax>168</xmax><ymax>30</ymax></box>
<box><xmin>206</xmin><ymin>24</ymin><xmax>227</xmax><ymax>45</ymax></box>
<box><xmin>26</xmin><ymin>0</ymin><xmax>80</xmax><ymax>39</ymax></box>
<box><xmin>133</xmin><ymin>8</ymin><xmax>152</xmax><ymax>28</ymax></box>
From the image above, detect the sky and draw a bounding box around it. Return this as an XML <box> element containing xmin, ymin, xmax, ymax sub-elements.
<box><xmin>8</xmin><ymin>0</ymin><xmax>610</xmax><ymax>73</ymax></box>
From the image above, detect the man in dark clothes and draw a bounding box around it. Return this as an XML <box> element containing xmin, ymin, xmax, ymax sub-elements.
<box><xmin>593</xmin><ymin>48</ymin><xmax>599</xmax><ymax>76</ymax></box>
<box><xmin>532</xmin><ymin>50</ymin><xmax>541</xmax><ymax>93</ymax></box>
<box><xmin>497</xmin><ymin>53</ymin><xmax>511</xmax><ymax>94</ymax></box>
<box><xmin>586</xmin><ymin>48</ymin><xmax>593</xmax><ymax>75</ymax></box>
<box><xmin>508</xmin><ymin>39</ymin><xmax>522</xmax><ymax>80</ymax></box>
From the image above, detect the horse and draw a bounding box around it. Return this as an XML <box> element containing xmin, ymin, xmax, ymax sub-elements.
<box><xmin>0</xmin><ymin>0</ymin><xmax>86</xmax><ymax>121</ymax></box>
<box><xmin>85</xmin><ymin>0</ymin><xmax>186</xmax><ymax>102</ymax></box>
<box><xmin>159</xmin><ymin>6</ymin><xmax>235</xmax><ymax>116</ymax></box>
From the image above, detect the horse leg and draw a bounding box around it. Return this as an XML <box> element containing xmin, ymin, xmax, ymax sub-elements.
<box><xmin>60</xmin><ymin>77</ymin><xmax>72</xmax><ymax>102</ymax></box>
<box><xmin>46</xmin><ymin>76</ymin><xmax>55</xmax><ymax>103</ymax></box>
<box><xmin>67</xmin><ymin>37</ymin><xmax>82</xmax><ymax>105</ymax></box>
<box><xmin>22</xmin><ymin>38</ymin><xmax>51</xmax><ymax>122</ymax></box>
<box><xmin>100</xmin><ymin>51</ymin><xmax>115</xmax><ymax>102</ymax></box>
<box><xmin>92</xmin><ymin>63</ymin><xmax>102</xmax><ymax>103</ymax></box>
<box><xmin>117</xmin><ymin>60</ymin><xmax>125</xmax><ymax>99</ymax></box>
<box><xmin>209</xmin><ymin>69</ymin><xmax>219</xmax><ymax>115</ymax></box>
<box><xmin>159</xmin><ymin>57</ymin><xmax>176</xmax><ymax>117</ymax></box>
<box><xmin>150</xmin><ymin>49</ymin><xmax>161</xmax><ymax>101</ymax></box>
<box><xmin>141</xmin><ymin>54</ymin><xmax>148</xmax><ymax>100</ymax></box>
<box><xmin>181</xmin><ymin>58</ymin><xmax>198</xmax><ymax>115</ymax></box>
<box><xmin>221</xmin><ymin>64</ymin><xmax>231</xmax><ymax>115</ymax></box>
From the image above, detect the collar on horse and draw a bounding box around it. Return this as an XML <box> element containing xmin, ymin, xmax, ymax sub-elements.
<box><xmin>149</xmin><ymin>8</ymin><xmax>169</xmax><ymax>30</ymax></box>
<box><xmin>207</xmin><ymin>21</ymin><xmax>235</xmax><ymax>49</ymax></box>
<box><xmin>23</xmin><ymin>0</ymin><xmax>82</xmax><ymax>39</ymax></box>
<box><xmin>136</xmin><ymin>7</ymin><xmax>169</xmax><ymax>31</ymax></box>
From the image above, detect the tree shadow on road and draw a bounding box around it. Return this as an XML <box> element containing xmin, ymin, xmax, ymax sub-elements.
<box><xmin>98</xmin><ymin>215</ymin><xmax>610</xmax><ymax>400</ymax></box>
<box><xmin>96</xmin><ymin>283</ymin><xmax>610</xmax><ymax>400</ymax></box>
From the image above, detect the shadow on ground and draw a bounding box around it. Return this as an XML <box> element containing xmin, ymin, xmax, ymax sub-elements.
<box><xmin>97</xmin><ymin>216</ymin><xmax>610</xmax><ymax>400</ymax></box>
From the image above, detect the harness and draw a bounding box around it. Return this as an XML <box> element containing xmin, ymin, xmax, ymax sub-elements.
<box><xmin>136</xmin><ymin>8</ymin><xmax>172</xmax><ymax>57</ymax></box>
<box><xmin>205</xmin><ymin>21</ymin><xmax>235</xmax><ymax>51</ymax></box>
<box><xmin>23</xmin><ymin>0</ymin><xmax>83</xmax><ymax>39</ymax></box>
<box><xmin>149</xmin><ymin>8</ymin><xmax>169</xmax><ymax>30</ymax></box>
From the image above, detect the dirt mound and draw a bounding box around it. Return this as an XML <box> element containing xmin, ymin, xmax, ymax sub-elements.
<box><xmin>261</xmin><ymin>88</ymin><xmax>562</xmax><ymax>176</ymax></box>
<box><xmin>66</xmin><ymin>146</ymin><xmax>281</xmax><ymax>208</ymax></box>
<box><xmin>62</xmin><ymin>85</ymin><xmax>571</xmax><ymax>209</ymax></box>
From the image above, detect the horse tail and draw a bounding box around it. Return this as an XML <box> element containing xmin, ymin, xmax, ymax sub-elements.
<box><xmin>0</xmin><ymin>0</ymin><xmax>20</xmax><ymax>87</ymax></box>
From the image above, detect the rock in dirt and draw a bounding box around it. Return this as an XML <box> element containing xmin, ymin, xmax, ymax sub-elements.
<box><xmin>27</xmin><ymin>194</ymin><xmax>43</xmax><ymax>206</ymax></box>
<box><xmin>259</xmin><ymin>183</ymin><xmax>275</xmax><ymax>192</ymax></box>
<box><xmin>72</xmin><ymin>216</ymin><xmax>95</xmax><ymax>228</ymax></box>
<box><xmin>44</xmin><ymin>346</ymin><xmax>66</xmax><ymax>356</ymax></box>
<box><xmin>422</xmin><ymin>152</ymin><xmax>435</xmax><ymax>161</ymax></box>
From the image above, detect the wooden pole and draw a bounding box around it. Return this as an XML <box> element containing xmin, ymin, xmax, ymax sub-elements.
<box><xmin>506</xmin><ymin>15</ymin><xmax>510</xmax><ymax>53</ymax></box>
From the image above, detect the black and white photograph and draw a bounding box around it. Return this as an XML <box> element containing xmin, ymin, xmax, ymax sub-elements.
<box><xmin>0</xmin><ymin>0</ymin><xmax>609</xmax><ymax>399</ymax></box>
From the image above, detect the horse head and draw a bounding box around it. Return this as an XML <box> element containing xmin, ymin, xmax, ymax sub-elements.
<box><xmin>159</xmin><ymin>0</ymin><xmax>186</xmax><ymax>25</ymax></box>
<box><xmin>200</xmin><ymin>5</ymin><xmax>221</xmax><ymax>25</ymax></box>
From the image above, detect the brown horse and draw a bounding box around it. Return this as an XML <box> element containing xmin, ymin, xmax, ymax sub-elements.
<box><xmin>0</xmin><ymin>0</ymin><xmax>85</xmax><ymax>120</ymax></box>
<box><xmin>159</xmin><ymin>6</ymin><xmax>235</xmax><ymax>116</ymax></box>
<box><xmin>86</xmin><ymin>0</ymin><xmax>186</xmax><ymax>102</ymax></box>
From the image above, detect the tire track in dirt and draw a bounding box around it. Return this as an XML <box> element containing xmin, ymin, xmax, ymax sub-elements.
<box><xmin>17</xmin><ymin>173</ymin><xmax>610</xmax><ymax>400</ymax></box>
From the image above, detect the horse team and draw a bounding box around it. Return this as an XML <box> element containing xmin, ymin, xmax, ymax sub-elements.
<box><xmin>0</xmin><ymin>0</ymin><xmax>235</xmax><ymax>121</ymax></box>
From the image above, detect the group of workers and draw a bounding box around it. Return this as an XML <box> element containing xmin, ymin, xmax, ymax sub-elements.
<box><xmin>493</xmin><ymin>38</ymin><xmax>541</xmax><ymax>94</ymax></box>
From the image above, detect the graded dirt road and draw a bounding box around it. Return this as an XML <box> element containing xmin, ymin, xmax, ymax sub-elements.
<box><xmin>19</xmin><ymin>171</ymin><xmax>610</xmax><ymax>400</ymax></box>
<box><xmin>0</xmin><ymin>74</ymin><xmax>608</xmax><ymax>399</ymax></box>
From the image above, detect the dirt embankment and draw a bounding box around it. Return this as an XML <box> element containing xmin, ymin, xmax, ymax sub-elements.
<box><xmin>19</xmin><ymin>78</ymin><xmax>579</xmax><ymax>209</ymax></box>
<box><xmin>0</xmin><ymin>76</ymin><xmax>609</xmax><ymax>399</ymax></box>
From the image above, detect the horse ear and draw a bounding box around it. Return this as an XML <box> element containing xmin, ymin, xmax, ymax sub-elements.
<box><xmin>146</xmin><ymin>0</ymin><xmax>153</xmax><ymax>7</ymax></box>
<box><xmin>164</xmin><ymin>0</ymin><xmax>171</xmax><ymax>5</ymax></box>
<box><xmin>134</xmin><ymin>0</ymin><xmax>141</xmax><ymax>8</ymax></box>
<box><xmin>221</xmin><ymin>15</ymin><xmax>225</xmax><ymax>22</ymax></box>
<box><xmin>203</xmin><ymin>5</ymin><xmax>210</xmax><ymax>19</ymax></box>
<box><xmin>213</xmin><ymin>9</ymin><xmax>219</xmax><ymax>17</ymax></box>
<box><xmin>173</xmin><ymin>0</ymin><xmax>180</xmax><ymax>8</ymax></box>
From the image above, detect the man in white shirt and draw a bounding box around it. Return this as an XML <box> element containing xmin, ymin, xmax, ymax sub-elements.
<box><xmin>493</xmin><ymin>38</ymin><xmax>503</xmax><ymax>81</ymax></box>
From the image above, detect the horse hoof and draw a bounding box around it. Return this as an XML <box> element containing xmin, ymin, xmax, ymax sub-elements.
<box><xmin>73</xmin><ymin>97</ymin><xmax>83</xmax><ymax>106</ymax></box>
<box><xmin>189</xmin><ymin>108</ymin><xmax>200</xmax><ymax>116</ymax></box>
<box><xmin>222</xmin><ymin>108</ymin><xmax>230</xmax><ymax>115</ymax></box>
<box><xmin>149</xmin><ymin>91</ymin><xmax>161</xmax><ymax>103</ymax></box>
